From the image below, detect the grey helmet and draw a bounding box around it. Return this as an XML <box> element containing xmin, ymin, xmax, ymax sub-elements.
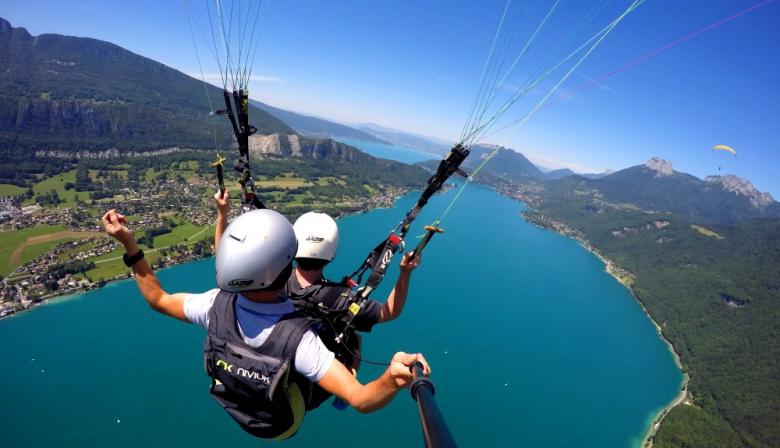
<box><xmin>216</xmin><ymin>209</ymin><xmax>297</xmax><ymax>292</ymax></box>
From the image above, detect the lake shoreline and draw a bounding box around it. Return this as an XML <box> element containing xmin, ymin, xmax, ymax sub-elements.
<box><xmin>0</xmin><ymin>289</ymin><xmax>88</xmax><ymax>320</ymax></box>
<box><xmin>576</xmin><ymin>233</ymin><xmax>689</xmax><ymax>448</ymax></box>
<box><xmin>521</xmin><ymin>209</ymin><xmax>688</xmax><ymax>448</ymax></box>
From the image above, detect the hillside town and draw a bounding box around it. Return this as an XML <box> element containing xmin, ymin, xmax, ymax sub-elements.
<box><xmin>0</xmin><ymin>158</ymin><xmax>418</xmax><ymax>320</ymax></box>
<box><xmin>0</xmin><ymin>167</ymin><xmax>219</xmax><ymax>318</ymax></box>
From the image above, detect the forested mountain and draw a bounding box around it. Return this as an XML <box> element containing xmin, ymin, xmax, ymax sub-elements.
<box><xmin>251</xmin><ymin>100</ymin><xmax>388</xmax><ymax>144</ymax></box>
<box><xmin>543</xmin><ymin>168</ymin><xmax>576</xmax><ymax>180</ymax></box>
<box><xmin>558</xmin><ymin>158</ymin><xmax>780</xmax><ymax>223</ymax></box>
<box><xmin>465</xmin><ymin>145</ymin><xmax>545</xmax><ymax>180</ymax></box>
<box><xmin>0</xmin><ymin>17</ymin><xmax>292</xmax><ymax>155</ymax></box>
<box><xmin>448</xmin><ymin>145</ymin><xmax>779</xmax><ymax>225</ymax></box>
<box><xmin>0</xmin><ymin>18</ymin><xmax>430</xmax><ymax>189</ymax></box>
<box><xmin>580</xmin><ymin>171</ymin><xmax>611</xmax><ymax>179</ymax></box>
<box><xmin>526</xmin><ymin>177</ymin><xmax>780</xmax><ymax>448</ymax></box>
<box><xmin>418</xmin><ymin>145</ymin><xmax>580</xmax><ymax>182</ymax></box>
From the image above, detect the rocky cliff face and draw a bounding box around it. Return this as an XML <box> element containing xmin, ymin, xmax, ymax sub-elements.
<box><xmin>249</xmin><ymin>134</ymin><xmax>285</xmax><ymax>155</ymax></box>
<box><xmin>705</xmin><ymin>175</ymin><xmax>775</xmax><ymax>208</ymax></box>
<box><xmin>645</xmin><ymin>157</ymin><xmax>673</xmax><ymax>177</ymax></box>
<box><xmin>249</xmin><ymin>134</ymin><xmax>361</xmax><ymax>161</ymax></box>
<box><xmin>10</xmin><ymin>97</ymin><xmax>125</xmax><ymax>134</ymax></box>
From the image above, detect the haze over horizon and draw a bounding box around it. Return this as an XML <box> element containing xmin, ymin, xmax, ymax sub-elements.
<box><xmin>0</xmin><ymin>1</ymin><xmax>778</xmax><ymax>196</ymax></box>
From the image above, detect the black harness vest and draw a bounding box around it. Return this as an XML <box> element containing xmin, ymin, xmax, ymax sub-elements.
<box><xmin>203</xmin><ymin>290</ymin><xmax>317</xmax><ymax>440</ymax></box>
<box><xmin>288</xmin><ymin>283</ymin><xmax>362</xmax><ymax>410</ymax></box>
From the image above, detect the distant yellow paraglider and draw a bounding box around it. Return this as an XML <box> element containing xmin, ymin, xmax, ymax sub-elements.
<box><xmin>712</xmin><ymin>145</ymin><xmax>736</xmax><ymax>171</ymax></box>
<box><xmin>713</xmin><ymin>145</ymin><xmax>737</xmax><ymax>156</ymax></box>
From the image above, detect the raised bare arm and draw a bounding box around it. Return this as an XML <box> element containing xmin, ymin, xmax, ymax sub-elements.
<box><xmin>213</xmin><ymin>189</ymin><xmax>230</xmax><ymax>253</ymax></box>
<box><xmin>101</xmin><ymin>210</ymin><xmax>189</xmax><ymax>321</ymax></box>
<box><xmin>379</xmin><ymin>252</ymin><xmax>420</xmax><ymax>322</ymax></box>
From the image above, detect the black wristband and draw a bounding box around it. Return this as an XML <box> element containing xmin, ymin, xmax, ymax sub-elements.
<box><xmin>123</xmin><ymin>249</ymin><xmax>144</xmax><ymax>267</ymax></box>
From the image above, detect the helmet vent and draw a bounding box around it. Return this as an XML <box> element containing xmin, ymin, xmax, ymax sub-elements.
<box><xmin>228</xmin><ymin>227</ymin><xmax>247</xmax><ymax>242</ymax></box>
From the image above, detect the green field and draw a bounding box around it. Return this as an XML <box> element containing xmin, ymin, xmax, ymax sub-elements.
<box><xmin>177</xmin><ymin>160</ymin><xmax>199</xmax><ymax>180</ymax></box>
<box><xmin>143</xmin><ymin>168</ymin><xmax>159</xmax><ymax>182</ymax></box>
<box><xmin>19</xmin><ymin>238</ymin><xmax>80</xmax><ymax>269</ymax></box>
<box><xmin>89</xmin><ymin>168</ymin><xmax>128</xmax><ymax>181</ymax></box>
<box><xmin>317</xmin><ymin>176</ymin><xmax>347</xmax><ymax>186</ymax></box>
<box><xmin>0</xmin><ymin>225</ymin><xmax>67</xmax><ymax>276</ymax></box>
<box><xmin>83</xmin><ymin>220</ymin><xmax>213</xmax><ymax>281</ymax></box>
<box><xmin>88</xmin><ymin>248</ymin><xmax>127</xmax><ymax>263</ymax></box>
<box><xmin>149</xmin><ymin>221</ymin><xmax>211</xmax><ymax>247</ymax></box>
<box><xmin>142</xmin><ymin>161</ymin><xmax>201</xmax><ymax>183</ymax></box>
<box><xmin>257</xmin><ymin>175</ymin><xmax>312</xmax><ymax>188</ymax></box>
<box><xmin>0</xmin><ymin>183</ymin><xmax>26</xmax><ymax>197</ymax></box>
<box><xmin>28</xmin><ymin>170</ymin><xmax>90</xmax><ymax>207</ymax></box>
<box><xmin>84</xmin><ymin>250</ymin><xmax>161</xmax><ymax>282</ymax></box>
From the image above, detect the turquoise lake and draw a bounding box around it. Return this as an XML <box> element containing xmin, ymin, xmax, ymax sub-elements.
<box><xmin>335</xmin><ymin>137</ymin><xmax>440</xmax><ymax>164</ymax></box>
<box><xmin>0</xmin><ymin>141</ymin><xmax>682</xmax><ymax>447</ymax></box>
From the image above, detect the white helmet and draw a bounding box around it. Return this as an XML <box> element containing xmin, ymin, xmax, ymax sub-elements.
<box><xmin>216</xmin><ymin>209</ymin><xmax>297</xmax><ymax>292</ymax></box>
<box><xmin>293</xmin><ymin>211</ymin><xmax>339</xmax><ymax>262</ymax></box>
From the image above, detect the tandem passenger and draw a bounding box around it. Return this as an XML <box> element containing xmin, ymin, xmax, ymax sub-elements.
<box><xmin>213</xmin><ymin>191</ymin><xmax>422</xmax><ymax>409</ymax></box>
<box><xmin>213</xmin><ymin>191</ymin><xmax>420</xmax><ymax>363</ymax></box>
<box><xmin>101</xmin><ymin>208</ymin><xmax>430</xmax><ymax>439</ymax></box>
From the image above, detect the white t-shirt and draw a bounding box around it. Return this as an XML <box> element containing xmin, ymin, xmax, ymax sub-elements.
<box><xmin>184</xmin><ymin>288</ymin><xmax>335</xmax><ymax>383</ymax></box>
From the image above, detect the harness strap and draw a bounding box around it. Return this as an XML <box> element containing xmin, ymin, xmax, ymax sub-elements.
<box><xmin>218</xmin><ymin>88</ymin><xmax>264</xmax><ymax>211</ymax></box>
<box><xmin>344</xmin><ymin>144</ymin><xmax>469</xmax><ymax>290</ymax></box>
<box><xmin>365</xmin><ymin>233</ymin><xmax>403</xmax><ymax>290</ymax></box>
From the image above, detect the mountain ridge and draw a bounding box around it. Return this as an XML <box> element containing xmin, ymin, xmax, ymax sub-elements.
<box><xmin>581</xmin><ymin>158</ymin><xmax>780</xmax><ymax>223</ymax></box>
<box><xmin>250</xmin><ymin>100</ymin><xmax>390</xmax><ymax>144</ymax></box>
<box><xmin>459</xmin><ymin>146</ymin><xmax>779</xmax><ymax>223</ymax></box>
<box><xmin>0</xmin><ymin>17</ymin><xmax>292</xmax><ymax>154</ymax></box>
<box><xmin>705</xmin><ymin>174</ymin><xmax>774</xmax><ymax>208</ymax></box>
<box><xmin>0</xmin><ymin>17</ymin><xmax>427</xmax><ymax>187</ymax></box>
<box><xmin>355</xmin><ymin>123</ymin><xmax>452</xmax><ymax>155</ymax></box>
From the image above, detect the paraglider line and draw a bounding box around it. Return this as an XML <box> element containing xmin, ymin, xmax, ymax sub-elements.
<box><xmin>182</xmin><ymin>0</ymin><xmax>222</xmax><ymax>152</ymax></box>
<box><xmin>243</xmin><ymin>0</ymin><xmax>268</xmax><ymax>88</ymax></box>
<box><xmin>464</xmin><ymin>0</ymin><xmax>642</xmax><ymax>145</ymax></box>
<box><xmin>467</xmin><ymin>0</ymin><xmax>561</xmax><ymax>143</ymax></box>
<box><xmin>460</xmin><ymin>0</ymin><xmax>513</xmax><ymax>142</ymax></box>
<box><xmin>561</xmin><ymin>0</ymin><xmax>775</xmax><ymax>102</ymax></box>
<box><xmin>482</xmin><ymin>0</ymin><xmax>776</xmax><ymax>140</ymax></box>
<box><xmin>441</xmin><ymin>0</ymin><xmax>643</xmax><ymax>222</ymax></box>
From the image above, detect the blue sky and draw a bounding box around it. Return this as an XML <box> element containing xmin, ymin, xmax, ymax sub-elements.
<box><xmin>1</xmin><ymin>0</ymin><xmax>779</xmax><ymax>194</ymax></box>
